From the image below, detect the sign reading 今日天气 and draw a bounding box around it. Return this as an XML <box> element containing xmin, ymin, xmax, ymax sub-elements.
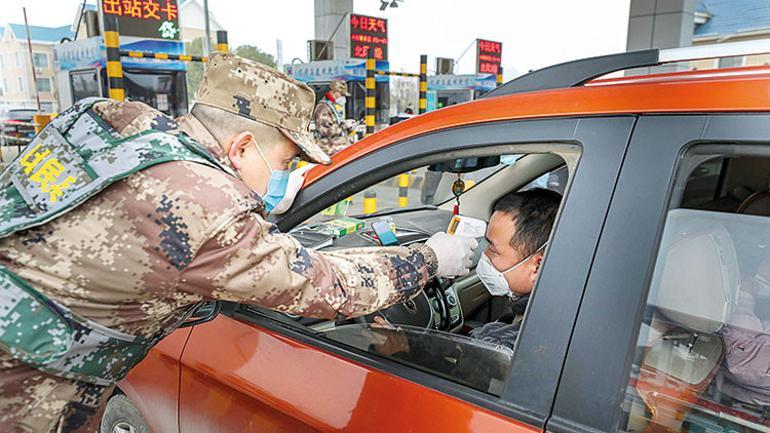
<box><xmin>476</xmin><ymin>39</ymin><xmax>502</xmax><ymax>75</ymax></box>
<box><xmin>350</xmin><ymin>14</ymin><xmax>388</xmax><ymax>61</ymax></box>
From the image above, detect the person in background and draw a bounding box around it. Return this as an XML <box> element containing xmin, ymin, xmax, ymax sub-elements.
<box><xmin>313</xmin><ymin>79</ymin><xmax>356</xmax><ymax>155</ymax></box>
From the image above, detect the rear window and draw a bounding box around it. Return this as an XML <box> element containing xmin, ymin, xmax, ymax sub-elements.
<box><xmin>620</xmin><ymin>154</ymin><xmax>770</xmax><ymax>433</ymax></box>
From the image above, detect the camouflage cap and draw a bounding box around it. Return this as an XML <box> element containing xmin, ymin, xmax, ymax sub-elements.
<box><xmin>195</xmin><ymin>52</ymin><xmax>331</xmax><ymax>165</ymax></box>
<box><xmin>330</xmin><ymin>79</ymin><xmax>351</xmax><ymax>96</ymax></box>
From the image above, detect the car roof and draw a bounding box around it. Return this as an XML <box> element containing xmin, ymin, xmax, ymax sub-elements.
<box><xmin>305</xmin><ymin>65</ymin><xmax>770</xmax><ymax>186</ymax></box>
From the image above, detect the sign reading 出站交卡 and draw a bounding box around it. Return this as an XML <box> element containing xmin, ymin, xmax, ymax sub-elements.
<box><xmin>350</xmin><ymin>14</ymin><xmax>388</xmax><ymax>61</ymax></box>
<box><xmin>476</xmin><ymin>39</ymin><xmax>502</xmax><ymax>75</ymax></box>
<box><xmin>100</xmin><ymin>0</ymin><xmax>180</xmax><ymax>40</ymax></box>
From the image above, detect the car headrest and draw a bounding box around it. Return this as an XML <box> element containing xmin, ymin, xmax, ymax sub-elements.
<box><xmin>651</xmin><ymin>209</ymin><xmax>739</xmax><ymax>334</ymax></box>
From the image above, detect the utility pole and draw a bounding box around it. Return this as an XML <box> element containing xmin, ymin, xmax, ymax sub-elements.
<box><xmin>22</xmin><ymin>7</ymin><xmax>42</xmax><ymax>113</ymax></box>
<box><xmin>203</xmin><ymin>0</ymin><xmax>211</xmax><ymax>55</ymax></box>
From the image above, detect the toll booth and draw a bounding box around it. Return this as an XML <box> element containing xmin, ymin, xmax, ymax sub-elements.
<box><xmin>53</xmin><ymin>37</ymin><xmax>189</xmax><ymax>117</ymax></box>
<box><xmin>286</xmin><ymin>59</ymin><xmax>390</xmax><ymax>126</ymax></box>
<box><xmin>428</xmin><ymin>73</ymin><xmax>498</xmax><ymax>108</ymax></box>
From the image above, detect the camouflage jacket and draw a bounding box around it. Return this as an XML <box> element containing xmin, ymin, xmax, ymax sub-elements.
<box><xmin>0</xmin><ymin>100</ymin><xmax>437</xmax><ymax>432</ymax></box>
<box><xmin>313</xmin><ymin>98</ymin><xmax>352</xmax><ymax>156</ymax></box>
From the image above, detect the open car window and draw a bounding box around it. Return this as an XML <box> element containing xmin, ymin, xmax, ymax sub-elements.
<box><xmin>251</xmin><ymin>150</ymin><xmax>575</xmax><ymax>397</ymax></box>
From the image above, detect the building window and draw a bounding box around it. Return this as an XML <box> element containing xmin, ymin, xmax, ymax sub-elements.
<box><xmin>16</xmin><ymin>53</ymin><xmax>22</xmax><ymax>68</ymax></box>
<box><xmin>35</xmin><ymin>78</ymin><xmax>51</xmax><ymax>93</ymax></box>
<box><xmin>18</xmin><ymin>77</ymin><xmax>23</xmax><ymax>93</ymax></box>
<box><xmin>32</xmin><ymin>52</ymin><xmax>48</xmax><ymax>69</ymax></box>
<box><xmin>718</xmin><ymin>56</ymin><xmax>744</xmax><ymax>69</ymax></box>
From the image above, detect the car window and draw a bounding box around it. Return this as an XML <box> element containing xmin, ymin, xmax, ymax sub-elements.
<box><xmin>620</xmin><ymin>154</ymin><xmax>770</xmax><ymax>433</ymax></box>
<box><xmin>282</xmin><ymin>151</ymin><xmax>574</xmax><ymax>397</ymax></box>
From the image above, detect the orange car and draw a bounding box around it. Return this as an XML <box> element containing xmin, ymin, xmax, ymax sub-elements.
<box><xmin>101</xmin><ymin>43</ymin><xmax>770</xmax><ymax>433</ymax></box>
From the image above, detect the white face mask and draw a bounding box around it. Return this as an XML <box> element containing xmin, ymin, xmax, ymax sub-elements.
<box><xmin>476</xmin><ymin>243</ymin><xmax>546</xmax><ymax>297</ymax></box>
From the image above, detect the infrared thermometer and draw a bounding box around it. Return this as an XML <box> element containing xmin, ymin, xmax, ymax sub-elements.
<box><xmin>447</xmin><ymin>215</ymin><xmax>487</xmax><ymax>238</ymax></box>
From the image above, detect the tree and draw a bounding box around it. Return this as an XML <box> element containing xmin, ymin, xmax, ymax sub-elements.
<box><xmin>185</xmin><ymin>37</ymin><xmax>205</xmax><ymax>100</ymax></box>
<box><xmin>233</xmin><ymin>45</ymin><xmax>276</xmax><ymax>68</ymax></box>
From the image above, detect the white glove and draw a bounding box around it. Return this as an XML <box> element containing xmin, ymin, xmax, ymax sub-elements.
<box><xmin>344</xmin><ymin>119</ymin><xmax>358</xmax><ymax>130</ymax></box>
<box><xmin>270</xmin><ymin>163</ymin><xmax>316</xmax><ymax>215</ymax></box>
<box><xmin>425</xmin><ymin>232</ymin><xmax>478</xmax><ymax>277</ymax></box>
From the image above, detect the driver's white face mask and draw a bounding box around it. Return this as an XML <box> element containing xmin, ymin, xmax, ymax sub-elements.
<box><xmin>477</xmin><ymin>243</ymin><xmax>546</xmax><ymax>297</ymax></box>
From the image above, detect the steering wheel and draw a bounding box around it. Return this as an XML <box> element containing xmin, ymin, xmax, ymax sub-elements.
<box><xmin>356</xmin><ymin>278</ymin><xmax>451</xmax><ymax>330</ymax></box>
<box><xmin>426</xmin><ymin>277</ymin><xmax>451</xmax><ymax>331</ymax></box>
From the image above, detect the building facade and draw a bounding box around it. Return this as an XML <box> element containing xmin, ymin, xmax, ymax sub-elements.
<box><xmin>690</xmin><ymin>0</ymin><xmax>770</xmax><ymax>70</ymax></box>
<box><xmin>0</xmin><ymin>24</ymin><xmax>73</xmax><ymax>113</ymax></box>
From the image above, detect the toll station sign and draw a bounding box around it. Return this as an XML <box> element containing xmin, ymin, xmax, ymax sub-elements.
<box><xmin>100</xmin><ymin>0</ymin><xmax>181</xmax><ymax>40</ymax></box>
<box><xmin>476</xmin><ymin>39</ymin><xmax>502</xmax><ymax>75</ymax></box>
<box><xmin>350</xmin><ymin>14</ymin><xmax>388</xmax><ymax>60</ymax></box>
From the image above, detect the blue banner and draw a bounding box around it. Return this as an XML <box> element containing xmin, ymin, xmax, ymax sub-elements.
<box><xmin>287</xmin><ymin>59</ymin><xmax>390</xmax><ymax>83</ymax></box>
<box><xmin>428</xmin><ymin>73</ymin><xmax>497</xmax><ymax>91</ymax></box>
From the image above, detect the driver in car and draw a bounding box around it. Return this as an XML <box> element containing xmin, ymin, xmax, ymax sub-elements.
<box><xmin>373</xmin><ymin>188</ymin><xmax>561</xmax><ymax>354</ymax></box>
<box><xmin>470</xmin><ymin>187</ymin><xmax>562</xmax><ymax>350</ymax></box>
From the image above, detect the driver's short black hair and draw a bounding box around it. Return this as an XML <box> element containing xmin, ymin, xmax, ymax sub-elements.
<box><xmin>493</xmin><ymin>187</ymin><xmax>562</xmax><ymax>256</ymax></box>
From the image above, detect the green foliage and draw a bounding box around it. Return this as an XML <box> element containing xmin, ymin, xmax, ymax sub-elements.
<box><xmin>185</xmin><ymin>37</ymin><xmax>205</xmax><ymax>101</ymax></box>
<box><xmin>233</xmin><ymin>45</ymin><xmax>276</xmax><ymax>68</ymax></box>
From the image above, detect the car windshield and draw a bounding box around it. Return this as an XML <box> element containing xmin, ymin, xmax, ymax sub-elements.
<box><xmin>305</xmin><ymin>155</ymin><xmax>528</xmax><ymax>224</ymax></box>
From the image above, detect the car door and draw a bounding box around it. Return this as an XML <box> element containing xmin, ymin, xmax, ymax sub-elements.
<box><xmin>120</xmin><ymin>326</ymin><xmax>192</xmax><ymax>433</ymax></box>
<box><xmin>550</xmin><ymin>114</ymin><xmax>770</xmax><ymax>433</ymax></box>
<box><xmin>177</xmin><ymin>116</ymin><xmax>636</xmax><ymax>432</ymax></box>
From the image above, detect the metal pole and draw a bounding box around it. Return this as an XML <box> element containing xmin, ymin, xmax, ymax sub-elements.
<box><xmin>216</xmin><ymin>30</ymin><xmax>229</xmax><ymax>53</ymax></box>
<box><xmin>203</xmin><ymin>0</ymin><xmax>211</xmax><ymax>55</ymax></box>
<box><xmin>419</xmin><ymin>54</ymin><xmax>427</xmax><ymax>114</ymax></box>
<box><xmin>22</xmin><ymin>8</ymin><xmax>42</xmax><ymax>113</ymax></box>
<box><xmin>497</xmin><ymin>66</ymin><xmax>504</xmax><ymax>87</ymax></box>
<box><xmin>365</xmin><ymin>50</ymin><xmax>376</xmax><ymax>136</ymax></box>
<box><xmin>103</xmin><ymin>14</ymin><xmax>125</xmax><ymax>101</ymax></box>
<box><xmin>73</xmin><ymin>0</ymin><xmax>88</xmax><ymax>41</ymax></box>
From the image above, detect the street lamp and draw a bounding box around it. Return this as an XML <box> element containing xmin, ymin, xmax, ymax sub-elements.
<box><xmin>379</xmin><ymin>0</ymin><xmax>403</xmax><ymax>11</ymax></box>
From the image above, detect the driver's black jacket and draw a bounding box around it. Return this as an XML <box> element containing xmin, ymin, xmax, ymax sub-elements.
<box><xmin>468</xmin><ymin>294</ymin><xmax>530</xmax><ymax>351</ymax></box>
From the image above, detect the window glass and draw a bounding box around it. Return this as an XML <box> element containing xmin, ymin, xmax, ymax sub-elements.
<box><xmin>325</xmin><ymin>324</ymin><xmax>513</xmax><ymax>396</ymax></box>
<box><xmin>305</xmin><ymin>155</ymin><xmax>523</xmax><ymax>226</ymax></box>
<box><xmin>71</xmin><ymin>70</ymin><xmax>100</xmax><ymax>101</ymax></box>
<box><xmin>35</xmin><ymin>78</ymin><xmax>50</xmax><ymax>93</ymax></box>
<box><xmin>32</xmin><ymin>53</ymin><xmax>48</xmax><ymax>69</ymax></box>
<box><xmin>283</xmin><ymin>152</ymin><xmax>571</xmax><ymax>396</ymax></box>
<box><xmin>621</xmin><ymin>155</ymin><xmax>770</xmax><ymax>433</ymax></box>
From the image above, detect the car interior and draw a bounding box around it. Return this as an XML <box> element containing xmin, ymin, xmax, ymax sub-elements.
<box><xmin>229</xmin><ymin>148</ymin><xmax>576</xmax><ymax>397</ymax></box>
<box><xmin>622</xmin><ymin>155</ymin><xmax>770</xmax><ymax>433</ymax></box>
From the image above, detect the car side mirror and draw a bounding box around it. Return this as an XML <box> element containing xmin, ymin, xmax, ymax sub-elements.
<box><xmin>180</xmin><ymin>301</ymin><xmax>221</xmax><ymax>328</ymax></box>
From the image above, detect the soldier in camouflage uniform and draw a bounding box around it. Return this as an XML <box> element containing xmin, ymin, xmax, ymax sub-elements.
<box><xmin>0</xmin><ymin>52</ymin><xmax>476</xmax><ymax>432</ymax></box>
<box><xmin>313</xmin><ymin>79</ymin><xmax>355</xmax><ymax>155</ymax></box>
